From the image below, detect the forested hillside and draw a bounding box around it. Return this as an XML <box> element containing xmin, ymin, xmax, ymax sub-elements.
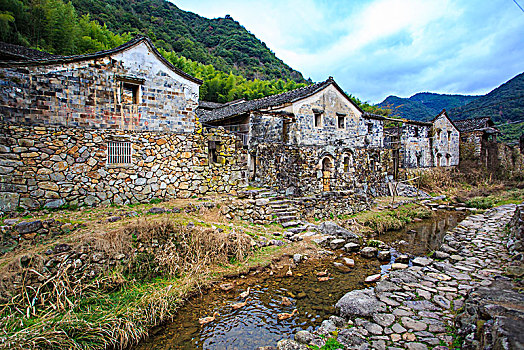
<box><xmin>378</xmin><ymin>93</ymin><xmax>479</xmax><ymax>120</ymax></box>
<box><xmin>448</xmin><ymin>72</ymin><xmax>524</xmax><ymax>123</ymax></box>
<box><xmin>69</xmin><ymin>0</ymin><xmax>306</xmax><ymax>83</ymax></box>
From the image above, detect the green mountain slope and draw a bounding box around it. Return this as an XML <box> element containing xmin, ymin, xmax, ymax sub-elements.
<box><xmin>378</xmin><ymin>96</ymin><xmax>435</xmax><ymax>120</ymax></box>
<box><xmin>69</xmin><ymin>0</ymin><xmax>306</xmax><ymax>83</ymax></box>
<box><xmin>377</xmin><ymin>93</ymin><xmax>479</xmax><ymax>121</ymax></box>
<box><xmin>410</xmin><ymin>93</ymin><xmax>479</xmax><ymax>114</ymax></box>
<box><xmin>448</xmin><ymin>72</ymin><xmax>524</xmax><ymax>123</ymax></box>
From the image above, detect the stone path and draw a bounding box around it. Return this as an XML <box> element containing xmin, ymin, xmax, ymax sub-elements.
<box><xmin>275</xmin><ymin>204</ymin><xmax>522</xmax><ymax>350</ymax></box>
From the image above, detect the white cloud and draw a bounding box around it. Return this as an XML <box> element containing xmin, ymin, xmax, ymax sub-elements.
<box><xmin>172</xmin><ymin>0</ymin><xmax>524</xmax><ymax>102</ymax></box>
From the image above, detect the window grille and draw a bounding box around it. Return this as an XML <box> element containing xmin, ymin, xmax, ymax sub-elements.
<box><xmin>107</xmin><ymin>141</ymin><xmax>132</xmax><ymax>165</ymax></box>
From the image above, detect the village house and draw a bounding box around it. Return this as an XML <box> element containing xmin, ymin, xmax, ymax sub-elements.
<box><xmin>0</xmin><ymin>36</ymin><xmax>247</xmax><ymax>212</ymax></box>
<box><xmin>454</xmin><ymin>116</ymin><xmax>500</xmax><ymax>160</ymax></box>
<box><xmin>198</xmin><ymin>77</ymin><xmax>392</xmax><ymax>198</ymax></box>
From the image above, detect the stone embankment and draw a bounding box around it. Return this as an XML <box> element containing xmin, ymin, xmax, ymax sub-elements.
<box><xmin>275</xmin><ymin>204</ymin><xmax>523</xmax><ymax>350</ymax></box>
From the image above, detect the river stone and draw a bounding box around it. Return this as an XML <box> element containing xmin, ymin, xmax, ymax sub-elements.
<box><xmin>15</xmin><ymin>220</ymin><xmax>43</xmax><ymax>234</ymax></box>
<box><xmin>412</xmin><ymin>257</ymin><xmax>432</xmax><ymax>266</ymax></box>
<box><xmin>360</xmin><ymin>247</ymin><xmax>378</xmax><ymax>258</ymax></box>
<box><xmin>295</xmin><ymin>330</ymin><xmax>315</xmax><ymax>345</ymax></box>
<box><xmin>330</xmin><ymin>238</ymin><xmax>346</xmax><ymax>250</ymax></box>
<box><xmin>293</xmin><ymin>254</ymin><xmax>303</xmax><ymax>264</ymax></box>
<box><xmin>433</xmin><ymin>251</ymin><xmax>450</xmax><ymax>259</ymax></box>
<box><xmin>276</xmin><ymin>339</ymin><xmax>308</xmax><ymax>350</ymax></box>
<box><xmin>433</xmin><ymin>295</ymin><xmax>451</xmax><ymax>309</ymax></box>
<box><xmin>343</xmin><ymin>257</ymin><xmax>355</xmax><ymax>267</ymax></box>
<box><xmin>365</xmin><ymin>274</ymin><xmax>381</xmax><ymax>283</ymax></box>
<box><xmin>403</xmin><ymin>300</ymin><xmax>440</xmax><ymax>311</ymax></box>
<box><xmin>406</xmin><ymin>343</ymin><xmax>428</xmax><ymax>350</ymax></box>
<box><xmin>336</xmin><ymin>288</ymin><xmax>385</xmax><ymax>318</ymax></box>
<box><xmin>377</xmin><ymin>250</ymin><xmax>391</xmax><ymax>261</ymax></box>
<box><xmin>395</xmin><ymin>254</ymin><xmax>410</xmax><ymax>263</ymax></box>
<box><xmin>317</xmin><ymin>221</ymin><xmax>360</xmax><ymax>243</ymax></box>
<box><xmin>363</xmin><ymin>321</ymin><xmax>383</xmax><ymax>335</ymax></box>
<box><xmin>391</xmin><ymin>263</ymin><xmax>408</xmax><ymax>269</ymax></box>
<box><xmin>329</xmin><ymin>315</ymin><xmax>346</xmax><ymax>327</ymax></box>
<box><xmin>373</xmin><ymin>313</ymin><xmax>395</xmax><ymax>327</ymax></box>
<box><xmin>344</xmin><ymin>242</ymin><xmax>360</xmax><ymax>252</ymax></box>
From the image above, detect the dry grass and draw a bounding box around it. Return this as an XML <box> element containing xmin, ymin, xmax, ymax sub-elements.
<box><xmin>0</xmin><ymin>218</ymin><xmax>253</xmax><ymax>350</ymax></box>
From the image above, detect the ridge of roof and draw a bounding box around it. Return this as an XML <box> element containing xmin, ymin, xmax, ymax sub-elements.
<box><xmin>454</xmin><ymin>116</ymin><xmax>496</xmax><ymax>132</ymax></box>
<box><xmin>0</xmin><ymin>35</ymin><xmax>202</xmax><ymax>85</ymax></box>
<box><xmin>0</xmin><ymin>41</ymin><xmax>60</xmax><ymax>61</ymax></box>
<box><xmin>199</xmin><ymin>77</ymin><xmax>364</xmax><ymax>123</ymax></box>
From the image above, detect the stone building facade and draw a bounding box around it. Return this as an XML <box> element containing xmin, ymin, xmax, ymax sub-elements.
<box><xmin>454</xmin><ymin>117</ymin><xmax>499</xmax><ymax>160</ymax></box>
<box><xmin>0</xmin><ymin>37</ymin><xmax>247</xmax><ymax>211</ymax></box>
<box><xmin>199</xmin><ymin>78</ymin><xmax>391</xmax><ymax>197</ymax></box>
<box><xmin>432</xmin><ymin>111</ymin><xmax>460</xmax><ymax>167</ymax></box>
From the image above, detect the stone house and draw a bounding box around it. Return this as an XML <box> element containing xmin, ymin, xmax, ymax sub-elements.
<box><xmin>198</xmin><ymin>77</ymin><xmax>390</xmax><ymax>197</ymax></box>
<box><xmin>384</xmin><ymin>110</ymin><xmax>460</xmax><ymax>172</ymax></box>
<box><xmin>431</xmin><ymin>110</ymin><xmax>460</xmax><ymax>167</ymax></box>
<box><xmin>454</xmin><ymin>117</ymin><xmax>499</xmax><ymax>160</ymax></box>
<box><xmin>0</xmin><ymin>36</ymin><xmax>247</xmax><ymax>212</ymax></box>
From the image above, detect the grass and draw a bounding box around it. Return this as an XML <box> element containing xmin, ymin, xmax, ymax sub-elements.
<box><xmin>352</xmin><ymin>203</ymin><xmax>433</xmax><ymax>235</ymax></box>
<box><xmin>464</xmin><ymin>188</ymin><xmax>524</xmax><ymax>209</ymax></box>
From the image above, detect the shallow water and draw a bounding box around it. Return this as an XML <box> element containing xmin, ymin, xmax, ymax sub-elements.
<box><xmin>135</xmin><ymin>210</ymin><xmax>466</xmax><ymax>350</ymax></box>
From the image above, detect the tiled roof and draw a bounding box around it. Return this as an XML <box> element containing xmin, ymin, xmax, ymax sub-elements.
<box><xmin>453</xmin><ymin>117</ymin><xmax>494</xmax><ymax>132</ymax></box>
<box><xmin>0</xmin><ymin>41</ymin><xmax>60</xmax><ymax>61</ymax></box>
<box><xmin>0</xmin><ymin>36</ymin><xmax>202</xmax><ymax>85</ymax></box>
<box><xmin>198</xmin><ymin>77</ymin><xmax>363</xmax><ymax>123</ymax></box>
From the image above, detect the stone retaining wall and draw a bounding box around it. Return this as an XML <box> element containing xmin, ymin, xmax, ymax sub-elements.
<box><xmin>293</xmin><ymin>192</ymin><xmax>371</xmax><ymax>221</ymax></box>
<box><xmin>0</xmin><ymin>123</ymin><xmax>248</xmax><ymax>211</ymax></box>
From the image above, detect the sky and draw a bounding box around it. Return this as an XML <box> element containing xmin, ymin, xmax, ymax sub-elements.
<box><xmin>173</xmin><ymin>0</ymin><xmax>524</xmax><ymax>103</ymax></box>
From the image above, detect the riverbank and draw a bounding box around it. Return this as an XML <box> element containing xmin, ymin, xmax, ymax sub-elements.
<box><xmin>277</xmin><ymin>203</ymin><xmax>523</xmax><ymax>350</ymax></box>
<box><xmin>0</xmin><ymin>190</ymin><xmax>520</xmax><ymax>349</ymax></box>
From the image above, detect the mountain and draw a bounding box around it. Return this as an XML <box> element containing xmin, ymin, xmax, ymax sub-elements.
<box><xmin>378</xmin><ymin>93</ymin><xmax>479</xmax><ymax>121</ymax></box>
<box><xmin>448</xmin><ymin>72</ymin><xmax>524</xmax><ymax>123</ymax></box>
<box><xmin>377</xmin><ymin>72</ymin><xmax>524</xmax><ymax>126</ymax></box>
<box><xmin>69</xmin><ymin>0</ymin><xmax>306</xmax><ymax>83</ymax></box>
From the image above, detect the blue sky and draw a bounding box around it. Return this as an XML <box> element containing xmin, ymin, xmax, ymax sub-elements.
<box><xmin>174</xmin><ymin>0</ymin><xmax>524</xmax><ymax>103</ymax></box>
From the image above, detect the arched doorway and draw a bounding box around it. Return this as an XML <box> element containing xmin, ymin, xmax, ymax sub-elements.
<box><xmin>322</xmin><ymin>157</ymin><xmax>332</xmax><ymax>191</ymax></box>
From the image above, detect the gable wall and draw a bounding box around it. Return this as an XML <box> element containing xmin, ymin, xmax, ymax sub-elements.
<box><xmin>433</xmin><ymin>115</ymin><xmax>460</xmax><ymax>166</ymax></box>
<box><xmin>290</xmin><ymin>85</ymin><xmax>363</xmax><ymax>147</ymax></box>
<box><xmin>401</xmin><ymin>123</ymin><xmax>432</xmax><ymax>168</ymax></box>
<box><xmin>0</xmin><ymin>42</ymin><xmax>198</xmax><ymax>132</ymax></box>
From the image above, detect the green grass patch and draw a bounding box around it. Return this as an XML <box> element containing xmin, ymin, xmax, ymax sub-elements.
<box><xmin>354</xmin><ymin>203</ymin><xmax>433</xmax><ymax>234</ymax></box>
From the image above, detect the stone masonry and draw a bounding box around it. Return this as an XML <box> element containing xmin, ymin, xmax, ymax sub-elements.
<box><xmin>0</xmin><ymin>124</ymin><xmax>247</xmax><ymax>211</ymax></box>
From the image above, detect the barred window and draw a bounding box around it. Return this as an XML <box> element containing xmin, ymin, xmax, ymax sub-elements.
<box><xmin>107</xmin><ymin>141</ymin><xmax>132</xmax><ymax>165</ymax></box>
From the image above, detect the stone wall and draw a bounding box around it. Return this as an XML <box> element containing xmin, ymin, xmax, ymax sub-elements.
<box><xmin>293</xmin><ymin>192</ymin><xmax>371</xmax><ymax>221</ymax></box>
<box><xmin>0</xmin><ymin>41</ymin><xmax>199</xmax><ymax>132</ymax></box>
<box><xmin>0</xmin><ymin>123</ymin><xmax>247</xmax><ymax>212</ymax></box>
<box><xmin>400</xmin><ymin>123</ymin><xmax>432</xmax><ymax>168</ymax></box>
<box><xmin>253</xmin><ymin>143</ymin><xmax>391</xmax><ymax>197</ymax></box>
<box><xmin>432</xmin><ymin>114</ymin><xmax>460</xmax><ymax>166</ymax></box>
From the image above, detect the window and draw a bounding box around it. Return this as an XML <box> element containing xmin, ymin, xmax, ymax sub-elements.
<box><xmin>414</xmin><ymin>127</ymin><xmax>419</xmax><ymax>137</ymax></box>
<box><xmin>338</xmin><ymin>115</ymin><xmax>345</xmax><ymax>129</ymax></box>
<box><xmin>208</xmin><ymin>141</ymin><xmax>222</xmax><ymax>164</ymax></box>
<box><xmin>447</xmin><ymin>130</ymin><xmax>452</xmax><ymax>140</ymax></box>
<box><xmin>121</xmin><ymin>82</ymin><xmax>140</xmax><ymax>104</ymax></box>
<box><xmin>314</xmin><ymin>112</ymin><xmax>322</xmax><ymax>128</ymax></box>
<box><xmin>437</xmin><ymin>129</ymin><xmax>442</xmax><ymax>140</ymax></box>
<box><xmin>343</xmin><ymin>156</ymin><xmax>352</xmax><ymax>172</ymax></box>
<box><xmin>107</xmin><ymin>141</ymin><xmax>132</xmax><ymax>165</ymax></box>
<box><xmin>367</xmin><ymin>123</ymin><xmax>373</xmax><ymax>134</ymax></box>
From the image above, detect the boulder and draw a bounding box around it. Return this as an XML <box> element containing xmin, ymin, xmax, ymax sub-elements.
<box><xmin>377</xmin><ymin>250</ymin><xmax>391</xmax><ymax>261</ymax></box>
<box><xmin>14</xmin><ymin>220</ymin><xmax>43</xmax><ymax>234</ymax></box>
<box><xmin>344</xmin><ymin>242</ymin><xmax>360</xmax><ymax>252</ymax></box>
<box><xmin>336</xmin><ymin>288</ymin><xmax>385</xmax><ymax>318</ymax></box>
<box><xmin>317</xmin><ymin>221</ymin><xmax>360</xmax><ymax>243</ymax></box>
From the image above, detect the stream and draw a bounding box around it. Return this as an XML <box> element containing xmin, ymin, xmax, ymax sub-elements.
<box><xmin>135</xmin><ymin>210</ymin><xmax>466</xmax><ymax>350</ymax></box>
